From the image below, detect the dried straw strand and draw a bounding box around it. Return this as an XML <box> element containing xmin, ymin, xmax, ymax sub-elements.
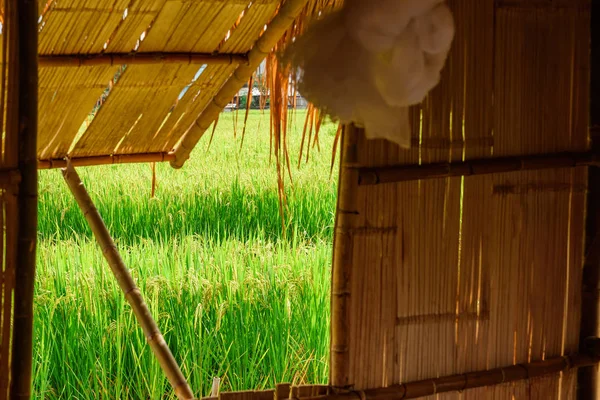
<box><xmin>297</xmin><ymin>104</ymin><xmax>313</xmax><ymax>168</ymax></box>
<box><xmin>206</xmin><ymin>116</ymin><xmax>220</xmax><ymax>153</ymax></box>
<box><xmin>312</xmin><ymin>110</ymin><xmax>323</xmax><ymax>152</ymax></box>
<box><xmin>305</xmin><ymin>106</ymin><xmax>315</xmax><ymax>164</ymax></box>
<box><xmin>61</xmin><ymin>162</ymin><xmax>194</xmax><ymax>400</ymax></box>
<box><xmin>329</xmin><ymin>124</ymin><xmax>342</xmax><ymax>179</ymax></box>
<box><xmin>239</xmin><ymin>75</ymin><xmax>254</xmax><ymax>152</ymax></box>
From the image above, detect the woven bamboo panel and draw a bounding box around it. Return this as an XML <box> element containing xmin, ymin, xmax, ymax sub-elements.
<box><xmin>219</xmin><ymin>1</ymin><xmax>280</xmax><ymax>53</ymax></box>
<box><xmin>38</xmin><ymin>0</ymin><xmax>130</xmax><ymax>55</ymax></box>
<box><xmin>103</xmin><ymin>0</ymin><xmax>165</xmax><ymax>53</ymax></box>
<box><xmin>128</xmin><ymin>1</ymin><xmax>247</xmax><ymax>53</ymax></box>
<box><xmin>71</xmin><ymin>63</ymin><xmax>201</xmax><ymax>157</ymax></box>
<box><xmin>69</xmin><ymin>0</ymin><xmax>279</xmax><ymax>157</ymax></box>
<box><xmin>158</xmin><ymin>1</ymin><xmax>281</xmax><ymax>151</ymax></box>
<box><xmin>153</xmin><ymin>63</ymin><xmax>238</xmax><ymax>152</ymax></box>
<box><xmin>38</xmin><ymin>66</ymin><xmax>118</xmax><ymax>159</ymax></box>
<box><xmin>334</xmin><ymin>1</ymin><xmax>590</xmax><ymax>399</ymax></box>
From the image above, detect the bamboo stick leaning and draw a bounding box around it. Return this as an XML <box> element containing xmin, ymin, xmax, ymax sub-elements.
<box><xmin>61</xmin><ymin>162</ymin><xmax>195</xmax><ymax>400</ymax></box>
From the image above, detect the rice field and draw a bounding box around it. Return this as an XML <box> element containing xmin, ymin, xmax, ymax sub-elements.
<box><xmin>33</xmin><ymin>110</ymin><xmax>339</xmax><ymax>399</ymax></box>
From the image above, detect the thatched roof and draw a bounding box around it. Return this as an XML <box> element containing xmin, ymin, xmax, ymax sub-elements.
<box><xmin>31</xmin><ymin>0</ymin><xmax>310</xmax><ymax>168</ymax></box>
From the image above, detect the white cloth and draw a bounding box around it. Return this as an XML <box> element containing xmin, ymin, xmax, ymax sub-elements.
<box><xmin>282</xmin><ymin>0</ymin><xmax>455</xmax><ymax>147</ymax></box>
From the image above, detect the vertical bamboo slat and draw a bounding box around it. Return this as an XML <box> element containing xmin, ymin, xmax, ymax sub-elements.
<box><xmin>61</xmin><ymin>162</ymin><xmax>195</xmax><ymax>400</ymax></box>
<box><xmin>330</xmin><ymin>125</ymin><xmax>360</xmax><ymax>388</ymax></box>
<box><xmin>10</xmin><ymin>0</ymin><xmax>39</xmax><ymax>398</ymax></box>
<box><xmin>578</xmin><ymin>2</ymin><xmax>600</xmax><ymax>395</ymax></box>
<box><xmin>0</xmin><ymin>0</ymin><xmax>19</xmax><ymax>396</ymax></box>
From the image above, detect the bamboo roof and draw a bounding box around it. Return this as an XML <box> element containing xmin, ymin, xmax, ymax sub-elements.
<box><xmin>28</xmin><ymin>0</ymin><xmax>286</xmax><ymax>165</ymax></box>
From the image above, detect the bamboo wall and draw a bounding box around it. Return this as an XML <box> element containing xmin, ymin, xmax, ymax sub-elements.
<box><xmin>332</xmin><ymin>0</ymin><xmax>591</xmax><ymax>398</ymax></box>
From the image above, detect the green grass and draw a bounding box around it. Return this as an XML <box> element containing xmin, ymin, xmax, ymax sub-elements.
<box><xmin>33</xmin><ymin>110</ymin><xmax>338</xmax><ymax>399</ymax></box>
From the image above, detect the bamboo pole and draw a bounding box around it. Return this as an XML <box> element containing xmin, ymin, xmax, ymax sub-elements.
<box><xmin>357</xmin><ymin>151</ymin><xmax>600</xmax><ymax>185</ymax></box>
<box><xmin>0</xmin><ymin>1</ymin><xmax>20</xmax><ymax>395</ymax></box>
<box><xmin>578</xmin><ymin>3</ymin><xmax>599</xmax><ymax>396</ymax></box>
<box><xmin>38</xmin><ymin>52</ymin><xmax>248</xmax><ymax>67</ymax></box>
<box><xmin>577</xmin><ymin>13</ymin><xmax>600</xmax><ymax>400</ymax></box>
<box><xmin>330</xmin><ymin>125</ymin><xmax>361</xmax><ymax>388</ymax></box>
<box><xmin>170</xmin><ymin>0</ymin><xmax>311</xmax><ymax>168</ymax></box>
<box><xmin>299</xmin><ymin>352</ymin><xmax>600</xmax><ymax>400</ymax></box>
<box><xmin>38</xmin><ymin>152</ymin><xmax>175</xmax><ymax>169</ymax></box>
<box><xmin>10</xmin><ymin>0</ymin><xmax>39</xmax><ymax>397</ymax></box>
<box><xmin>579</xmin><ymin>147</ymin><xmax>600</xmax><ymax>399</ymax></box>
<box><xmin>61</xmin><ymin>162</ymin><xmax>195</xmax><ymax>400</ymax></box>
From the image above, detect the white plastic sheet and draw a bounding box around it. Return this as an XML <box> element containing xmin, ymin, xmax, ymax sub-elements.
<box><xmin>282</xmin><ymin>0</ymin><xmax>455</xmax><ymax>147</ymax></box>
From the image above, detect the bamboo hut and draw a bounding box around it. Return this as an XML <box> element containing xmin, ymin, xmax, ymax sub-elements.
<box><xmin>0</xmin><ymin>0</ymin><xmax>598</xmax><ymax>399</ymax></box>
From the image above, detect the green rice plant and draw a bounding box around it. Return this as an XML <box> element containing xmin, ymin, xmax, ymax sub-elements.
<box><xmin>38</xmin><ymin>111</ymin><xmax>339</xmax><ymax>244</ymax></box>
<box><xmin>33</xmin><ymin>110</ymin><xmax>338</xmax><ymax>399</ymax></box>
<box><xmin>32</xmin><ymin>238</ymin><xmax>332</xmax><ymax>399</ymax></box>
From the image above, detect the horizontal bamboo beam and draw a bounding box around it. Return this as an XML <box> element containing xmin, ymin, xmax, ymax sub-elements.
<box><xmin>299</xmin><ymin>350</ymin><xmax>600</xmax><ymax>400</ymax></box>
<box><xmin>38</xmin><ymin>152</ymin><xmax>175</xmax><ymax>169</ymax></box>
<box><xmin>358</xmin><ymin>151</ymin><xmax>600</xmax><ymax>185</ymax></box>
<box><xmin>62</xmin><ymin>162</ymin><xmax>195</xmax><ymax>400</ymax></box>
<box><xmin>38</xmin><ymin>52</ymin><xmax>248</xmax><ymax>67</ymax></box>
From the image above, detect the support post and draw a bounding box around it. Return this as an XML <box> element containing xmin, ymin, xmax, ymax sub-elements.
<box><xmin>330</xmin><ymin>125</ymin><xmax>360</xmax><ymax>388</ymax></box>
<box><xmin>61</xmin><ymin>162</ymin><xmax>195</xmax><ymax>400</ymax></box>
<box><xmin>10</xmin><ymin>0</ymin><xmax>39</xmax><ymax>397</ymax></box>
<box><xmin>578</xmin><ymin>1</ymin><xmax>600</xmax><ymax>398</ymax></box>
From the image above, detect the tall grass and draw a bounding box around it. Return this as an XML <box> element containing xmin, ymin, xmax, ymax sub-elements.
<box><xmin>33</xmin><ymin>110</ymin><xmax>338</xmax><ymax>399</ymax></box>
